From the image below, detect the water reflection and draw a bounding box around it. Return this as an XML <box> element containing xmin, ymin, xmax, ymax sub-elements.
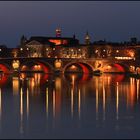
<box><xmin>46</xmin><ymin>87</ymin><xmax>48</xmax><ymax>118</ymax></box>
<box><xmin>53</xmin><ymin>89</ymin><xmax>56</xmax><ymax>119</ymax></box>
<box><xmin>78</xmin><ymin>89</ymin><xmax>81</xmax><ymax>119</ymax></box>
<box><xmin>136</xmin><ymin>79</ymin><xmax>139</xmax><ymax>102</ymax></box>
<box><xmin>102</xmin><ymin>79</ymin><xmax>106</xmax><ymax>121</ymax></box>
<box><xmin>0</xmin><ymin>73</ymin><xmax>139</xmax><ymax>138</ymax></box>
<box><xmin>96</xmin><ymin>77</ymin><xmax>99</xmax><ymax>120</ymax></box>
<box><xmin>116</xmin><ymin>82</ymin><xmax>119</xmax><ymax>120</ymax></box>
<box><xmin>0</xmin><ymin>88</ymin><xmax>1</xmax><ymax>123</ymax></box>
<box><xmin>20</xmin><ymin>88</ymin><xmax>23</xmax><ymax>134</ymax></box>
<box><xmin>71</xmin><ymin>87</ymin><xmax>74</xmax><ymax>118</ymax></box>
<box><xmin>26</xmin><ymin>87</ymin><xmax>29</xmax><ymax>119</ymax></box>
<box><xmin>0</xmin><ymin>73</ymin><xmax>9</xmax><ymax>86</ymax></box>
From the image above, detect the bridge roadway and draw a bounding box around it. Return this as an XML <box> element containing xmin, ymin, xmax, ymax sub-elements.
<box><xmin>0</xmin><ymin>57</ymin><xmax>138</xmax><ymax>73</ymax></box>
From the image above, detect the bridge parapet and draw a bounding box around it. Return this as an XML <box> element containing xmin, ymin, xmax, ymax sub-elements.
<box><xmin>0</xmin><ymin>57</ymin><xmax>138</xmax><ymax>73</ymax></box>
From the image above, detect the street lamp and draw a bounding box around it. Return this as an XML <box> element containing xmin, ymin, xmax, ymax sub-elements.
<box><xmin>12</xmin><ymin>60</ymin><xmax>20</xmax><ymax>71</ymax></box>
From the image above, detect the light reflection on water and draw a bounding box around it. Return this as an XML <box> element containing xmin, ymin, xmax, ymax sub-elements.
<box><xmin>0</xmin><ymin>73</ymin><xmax>139</xmax><ymax>138</ymax></box>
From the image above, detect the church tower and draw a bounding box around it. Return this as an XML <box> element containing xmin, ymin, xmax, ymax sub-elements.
<box><xmin>56</xmin><ymin>28</ymin><xmax>61</xmax><ymax>37</ymax></box>
<box><xmin>85</xmin><ymin>31</ymin><xmax>91</xmax><ymax>45</ymax></box>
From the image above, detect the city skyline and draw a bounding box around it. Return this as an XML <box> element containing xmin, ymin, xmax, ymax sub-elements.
<box><xmin>0</xmin><ymin>2</ymin><xmax>140</xmax><ymax>139</ymax></box>
<box><xmin>0</xmin><ymin>1</ymin><xmax>140</xmax><ymax>47</ymax></box>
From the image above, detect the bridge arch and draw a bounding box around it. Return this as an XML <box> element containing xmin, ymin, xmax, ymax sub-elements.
<box><xmin>103</xmin><ymin>63</ymin><xmax>130</xmax><ymax>73</ymax></box>
<box><xmin>19</xmin><ymin>60</ymin><xmax>54</xmax><ymax>73</ymax></box>
<box><xmin>0</xmin><ymin>73</ymin><xmax>10</xmax><ymax>86</ymax></box>
<box><xmin>0</xmin><ymin>63</ymin><xmax>11</xmax><ymax>73</ymax></box>
<box><xmin>63</xmin><ymin>62</ymin><xmax>94</xmax><ymax>74</ymax></box>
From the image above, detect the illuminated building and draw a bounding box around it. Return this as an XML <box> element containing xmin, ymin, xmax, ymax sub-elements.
<box><xmin>0</xmin><ymin>29</ymin><xmax>140</xmax><ymax>64</ymax></box>
<box><xmin>19</xmin><ymin>38</ymin><xmax>54</xmax><ymax>58</ymax></box>
<box><xmin>91</xmin><ymin>43</ymin><xmax>136</xmax><ymax>60</ymax></box>
<box><xmin>17</xmin><ymin>29</ymin><xmax>79</xmax><ymax>58</ymax></box>
<box><xmin>60</xmin><ymin>45</ymin><xmax>89</xmax><ymax>58</ymax></box>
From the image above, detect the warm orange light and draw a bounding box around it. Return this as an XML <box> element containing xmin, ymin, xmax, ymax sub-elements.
<box><xmin>71</xmin><ymin>65</ymin><xmax>76</xmax><ymax>69</ymax></box>
<box><xmin>46</xmin><ymin>88</ymin><xmax>49</xmax><ymax>118</ymax></box>
<box><xmin>33</xmin><ymin>65</ymin><xmax>41</xmax><ymax>71</ymax></box>
<box><xmin>78</xmin><ymin>89</ymin><xmax>81</xmax><ymax>119</ymax></box>
<box><xmin>136</xmin><ymin>79</ymin><xmax>139</xmax><ymax>102</ymax></box>
<box><xmin>127</xmin><ymin>50</ymin><xmax>135</xmax><ymax>57</ymax></box>
<box><xmin>20</xmin><ymin>87</ymin><xmax>23</xmax><ymax>134</ymax></box>
<box><xmin>107</xmin><ymin>65</ymin><xmax>111</xmax><ymax>69</ymax></box>
<box><xmin>49</xmin><ymin>39</ymin><xmax>68</xmax><ymax>45</ymax></box>
<box><xmin>116</xmin><ymin>82</ymin><xmax>119</xmax><ymax>120</ymax></box>
<box><xmin>53</xmin><ymin>90</ymin><xmax>56</xmax><ymax>118</ymax></box>
<box><xmin>49</xmin><ymin>39</ymin><xmax>61</xmax><ymax>45</ymax></box>
<box><xmin>70</xmin><ymin>88</ymin><xmax>74</xmax><ymax>118</ymax></box>
<box><xmin>115</xmin><ymin>57</ymin><xmax>135</xmax><ymax>60</ymax></box>
<box><xmin>0</xmin><ymin>88</ymin><xmax>2</xmax><ymax>119</ymax></box>
<box><xmin>96</xmin><ymin>78</ymin><xmax>99</xmax><ymax>120</ymax></box>
<box><xmin>26</xmin><ymin>87</ymin><xmax>29</xmax><ymax>119</ymax></box>
<box><xmin>95</xmin><ymin>50</ymin><xmax>98</xmax><ymax>53</ymax></box>
<box><xmin>55</xmin><ymin>60</ymin><xmax>62</xmax><ymax>68</ymax></box>
<box><xmin>129</xmin><ymin>78</ymin><xmax>135</xmax><ymax>108</ymax></box>
<box><xmin>12</xmin><ymin>60</ymin><xmax>20</xmax><ymax>69</ymax></box>
<box><xmin>13</xmin><ymin>77</ymin><xmax>19</xmax><ymax>95</ymax></box>
<box><xmin>103</xmin><ymin>80</ymin><xmax>106</xmax><ymax>121</ymax></box>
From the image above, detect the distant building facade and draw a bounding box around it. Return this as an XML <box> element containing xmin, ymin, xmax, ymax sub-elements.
<box><xmin>0</xmin><ymin>29</ymin><xmax>140</xmax><ymax>61</ymax></box>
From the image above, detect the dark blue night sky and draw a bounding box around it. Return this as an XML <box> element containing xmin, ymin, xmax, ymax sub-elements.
<box><xmin>0</xmin><ymin>1</ymin><xmax>140</xmax><ymax>47</ymax></box>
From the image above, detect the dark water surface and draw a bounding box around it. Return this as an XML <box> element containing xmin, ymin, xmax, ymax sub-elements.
<box><xmin>0</xmin><ymin>73</ymin><xmax>139</xmax><ymax>139</ymax></box>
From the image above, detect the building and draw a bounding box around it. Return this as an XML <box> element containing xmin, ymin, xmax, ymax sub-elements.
<box><xmin>17</xmin><ymin>29</ymin><xmax>84</xmax><ymax>58</ymax></box>
<box><xmin>0</xmin><ymin>29</ymin><xmax>140</xmax><ymax>61</ymax></box>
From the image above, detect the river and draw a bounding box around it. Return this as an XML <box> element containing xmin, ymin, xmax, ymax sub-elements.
<box><xmin>0</xmin><ymin>73</ymin><xmax>139</xmax><ymax>138</ymax></box>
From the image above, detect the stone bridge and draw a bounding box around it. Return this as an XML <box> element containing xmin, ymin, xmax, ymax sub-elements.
<box><xmin>0</xmin><ymin>57</ymin><xmax>138</xmax><ymax>74</ymax></box>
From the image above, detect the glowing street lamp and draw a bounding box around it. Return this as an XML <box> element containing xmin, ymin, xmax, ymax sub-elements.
<box><xmin>55</xmin><ymin>59</ymin><xmax>62</xmax><ymax>69</ymax></box>
<box><xmin>12</xmin><ymin>60</ymin><xmax>20</xmax><ymax>70</ymax></box>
